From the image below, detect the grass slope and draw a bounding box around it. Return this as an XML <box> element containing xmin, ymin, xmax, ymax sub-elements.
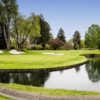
<box><xmin>0</xmin><ymin>50</ymin><xmax>100</xmax><ymax>69</ymax></box>
<box><xmin>0</xmin><ymin>95</ymin><xmax>13</xmax><ymax>100</ymax></box>
<box><xmin>0</xmin><ymin>83</ymin><xmax>100</xmax><ymax>96</ymax></box>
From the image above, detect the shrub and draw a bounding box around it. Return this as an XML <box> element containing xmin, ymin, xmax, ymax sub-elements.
<box><xmin>45</xmin><ymin>44</ymin><xmax>52</xmax><ymax>50</ymax></box>
<box><xmin>31</xmin><ymin>44</ymin><xmax>42</xmax><ymax>50</ymax></box>
<box><xmin>10</xmin><ymin>40</ymin><xmax>16</xmax><ymax>49</ymax></box>
<box><xmin>48</xmin><ymin>38</ymin><xmax>64</xmax><ymax>50</ymax></box>
<box><xmin>23</xmin><ymin>40</ymin><xmax>31</xmax><ymax>49</ymax></box>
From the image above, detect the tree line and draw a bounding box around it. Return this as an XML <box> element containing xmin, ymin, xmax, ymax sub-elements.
<box><xmin>0</xmin><ymin>0</ymin><xmax>99</xmax><ymax>50</ymax></box>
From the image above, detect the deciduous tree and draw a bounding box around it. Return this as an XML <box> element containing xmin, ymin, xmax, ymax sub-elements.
<box><xmin>85</xmin><ymin>24</ymin><xmax>100</xmax><ymax>49</ymax></box>
<box><xmin>0</xmin><ymin>0</ymin><xmax>18</xmax><ymax>49</ymax></box>
<box><xmin>48</xmin><ymin>38</ymin><xmax>64</xmax><ymax>50</ymax></box>
<box><xmin>12</xmin><ymin>13</ymin><xmax>40</xmax><ymax>49</ymax></box>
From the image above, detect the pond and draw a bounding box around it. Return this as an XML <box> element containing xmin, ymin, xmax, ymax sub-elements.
<box><xmin>0</xmin><ymin>58</ymin><xmax>100</xmax><ymax>91</ymax></box>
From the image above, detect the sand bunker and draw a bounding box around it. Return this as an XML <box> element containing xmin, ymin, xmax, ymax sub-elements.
<box><xmin>42</xmin><ymin>52</ymin><xmax>64</xmax><ymax>55</ymax></box>
<box><xmin>9</xmin><ymin>50</ymin><xmax>24</xmax><ymax>54</ymax></box>
<box><xmin>0</xmin><ymin>50</ymin><xmax>3</xmax><ymax>54</ymax></box>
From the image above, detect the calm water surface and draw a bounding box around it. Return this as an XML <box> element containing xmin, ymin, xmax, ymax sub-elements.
<box><xmin>0</xmin><ymin>58</ymin><xmax>100</xmax><ymax>91</ymax></box>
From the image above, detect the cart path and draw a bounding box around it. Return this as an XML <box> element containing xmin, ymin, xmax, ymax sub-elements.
<box><xmin>0</xmin><ymin>86</ymin><xmax>100</xmax><ymax>100</ymax></box>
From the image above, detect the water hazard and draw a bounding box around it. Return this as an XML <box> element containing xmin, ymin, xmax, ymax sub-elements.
<box><xmin>0</xmin><ymin>58</ymin><xmax>100</xmax><ymax>91</ymax></box>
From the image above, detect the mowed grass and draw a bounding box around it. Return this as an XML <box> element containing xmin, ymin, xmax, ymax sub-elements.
<box><xmin>0</xmin><ymin>50</ymin><xmax>100</xmax><ymax>69</ymax></box>
<box><xmin>0</xmin><ymin>50</ymin><xmax>100</xmax><ymax>96</ymax></box>
<box><xmin>0</xmin><ymin>83</ymin><xmax>100</xmax><ymax>96</ymax></box>
<box><xmin>0</xmin><ymin>95</ymin><xmax>14</xmax><ymax>100</ymax></box>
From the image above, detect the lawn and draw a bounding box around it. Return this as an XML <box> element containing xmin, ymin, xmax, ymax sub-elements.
<box><xmin>0</xmin><ymin>83</ymin><xmax>100</xmax><ymax>96</ymax></box>
<box><xmin>0</xmin><ymin>50</ymin><xmax>100</xmax><ymax>69</ymax></box>
<box><xmin>0</xmin><ymin>95</ymin><xmax>13</xmax><ymax>100</ymax></box>
<box><xmin>0</xmin><ymin>50</ymin><xmax>100</xmax><ymax>96</ymax></box>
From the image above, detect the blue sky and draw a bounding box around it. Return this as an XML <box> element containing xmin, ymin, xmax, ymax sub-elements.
<box><xmin>17</xmin><ymin>0</ymin><xmax>100</xmax><ymax>39</ymax></box>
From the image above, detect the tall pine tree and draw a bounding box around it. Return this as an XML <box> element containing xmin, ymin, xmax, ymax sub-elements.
<box><xmin>73</xmin><ymin>30</ymin><xmax>81</xmax><ymax>49</ymax></box>
<box><xmin>57</xmin><ymin>28</ymin><xmax>66</xmax><ymax>43</ymax></box>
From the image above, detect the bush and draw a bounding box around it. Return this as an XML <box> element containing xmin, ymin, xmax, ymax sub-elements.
<box><xmin>23</xmin><ymin>40</ymin><xmax>31</xmax><ymax>49</ymax></box>
<box><xmin>48</xmin><ymin>38</ymin><xmax>64</xmax><ymax>50</ymax></box>
<box><xmin>31</xmin><ymin>44</ymin><xmax>42</xmax><ymax>50</ymax></box>
<box><xmin>10</xmin><ymin>40</ymin><xmax>16</xmax><ymax>49</ymax></box>
<box><xmin>45</xmin><ymin>44</ymin><xmax>52</xmax><ymax>50</ymax></box>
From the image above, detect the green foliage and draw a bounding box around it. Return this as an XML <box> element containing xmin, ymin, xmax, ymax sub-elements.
<box><xmin>45</xmin><ymin>44</ymin><xmax>52</xmax><ymax>50</ymax></box>
<box><xmin>85</xmin><ymin>24</ymin><xmax>100</xmax><ymax>49</ymax></box>
<box><xmin>28</xmin><ymin>13</ymin><xmax>40</xmax><ymax>37</ymax></box>
<box><xmin>80</xmin><ymin>40</ymin><xmax>85</xmax><ymax>49</ymax></box>
<box><xmin>31</xmin><ymin>44</ymin><xmax>42</xmax><ymax>50</ymax></box>
<box><xmin>0</xmin><ymin>0</ymin><xmax>18</xmax><ymax>49</ymax></box>
<box><xmin>39</xmin><ymin>15</ymin><xmax>52</xmax><ymax>49</ymax></box>
<box><xmin>73</xmin><ymin>31</ymin><xmax>81</xmax><ymax>49</ymax></box>
<box><xmin>12</xmin><ymin>13</ymin><xmax>40</xmax><ymax>49</ymax></box>
<box><xmin>12</xmin><ymin>15</ymin><xmax>29</xmax><ymax>49</ymax></box>
<box><xmin>57</xmin><ymin>28</ymin><xmax>66</xmax><ymax>42</ymax></box>
<box><xmin>10</xmin><ymin>39</ymin><xmax>16</xmax><ymax>49</ymax></box>
<box><xmin>0</xmin><ymin>0</ymin><xmax>18</xmax><ymax>23</ymax></box>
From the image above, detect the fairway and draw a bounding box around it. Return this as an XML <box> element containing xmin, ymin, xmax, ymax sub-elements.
<box><xmin>0</xmin><ymin>50</ymin><xmax>100</xmax><ymax>69</ymax></box>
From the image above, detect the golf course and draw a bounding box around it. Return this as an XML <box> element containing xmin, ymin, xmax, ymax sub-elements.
<box><xmin>0</xmin><ymin>50</ymin><xmax>100</xmax><ymax>98</ymax></box>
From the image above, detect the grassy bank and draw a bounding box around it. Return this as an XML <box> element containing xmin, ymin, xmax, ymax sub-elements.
<box><xmin>0</xmin><ymin>95</ymin><xmax>13</xmax><ymax>100</ymax></box>
<box><xmin>0</xmin><ymin>50</ymin><xmax>100</xmax><ymax>96</ymax></box>
<box><xmin>0</xmin><ymin>83</ymin><xmax>100</xmax><ymax>96</ymax></box>
<box><xmin>0</xmin><ymin>50</ymin><xmax>100</xmax><ymax>69</ymax></box>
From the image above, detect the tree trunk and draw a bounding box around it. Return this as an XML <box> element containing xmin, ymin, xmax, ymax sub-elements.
<box><xmin>6</xmin><ymin>17</ymin><xmax>11</xmax><ymax>50</ymax></box>
<box><xmin>4</xmin><ymin>24</ymin><xmax>10</xmax><ymax>50</ymax></box>
<box><xmin>0</xmin><ymin>24</ymin><xmax>7</xmax><ymax>49</ymax></box>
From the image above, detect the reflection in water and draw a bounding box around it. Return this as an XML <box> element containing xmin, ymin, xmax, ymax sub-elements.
<box><xmin>0</xmin><ymin>72</ymin><xmax>49</xmax><ymax>87</ymax></box>
<box><xmin>86</xmin><ymin>58</ymin><xmax>100</xmax><ymax>82</ymax></box>
<box><xmin>0</xmin><ymin>58</ymin><xmax>100</xmax><ymax>91</ymax></box>
<box><xmin>44</xmin><ymin>58</ymin><xmax>100</xmax><ymax>91</ymax></box>
<box><xmin>74</xmin><ymin>67</ymin><xmax>80</xmax><ymax>72</ymax></box>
